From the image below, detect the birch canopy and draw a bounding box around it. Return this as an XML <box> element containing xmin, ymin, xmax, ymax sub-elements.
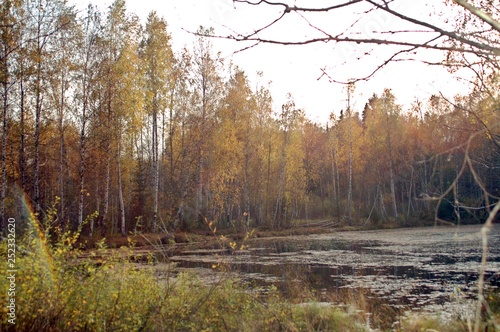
<box><xmin>0</xmin><ymin>0</ymin><xmax>498</xmax><ymax>237</ymax></box>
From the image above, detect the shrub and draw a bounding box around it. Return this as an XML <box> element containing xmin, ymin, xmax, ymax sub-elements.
<box><xmin>0</xmin><ymin>220</ymin><xmax>368</xmax><ymax>332</ymax></box>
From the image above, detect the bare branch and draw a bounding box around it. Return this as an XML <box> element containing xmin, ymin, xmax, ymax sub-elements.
<box><xmin>244</xmin><ymin>11</ymin><xmax>287</xmax><ymax>39</ymax></box>
<box><xmin>231</xmin><ymin>0</ymin><xmax>500</xmax><ymax>55</ymax></box>
<box><xmin>234</xmin><ymin>0</ymin><xmax>363</xmax><ymax>13</ymax></box>
<box><xmin>319</xmin><ymin>45</ymin><xmax>418</xmax><ymax>85</ymax></box>
<box><xmin>364</xmin><ymin>0</ymin><xmax>500</xmax><ymax>55</ymax></box>
<box><xmin>475</xmin><ymin>199</ymin><xmax>500</xmax><ymax>332</ymax></box>
<box><xmin>296</xmin><ymin>12</ymin><xmax>335</xmax><ymax>40</ymax></box>
<box><xmin>454</xmin><ymin>0</ymin><xmax>500</xmax><ymax>33</ymax></box>
<box><xmin>207</xmin><ymin>30</ymin><xmax>498</xmax><ymax>55</ymax></box>
<box><xmin>188</xmin><ymin>0</ymin><xmax>500</xmax><ymax>86</ymax></box>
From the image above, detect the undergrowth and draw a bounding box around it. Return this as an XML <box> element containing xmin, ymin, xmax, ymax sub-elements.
<box><xmin>0</xmin><ymin>214</ymin><xmax>497</xmax><ymax>331</ymax></box>
<box><xmin>0</xmin><ymin>218</ymin><xmax>369</xmax><ymax>332</ymax></box>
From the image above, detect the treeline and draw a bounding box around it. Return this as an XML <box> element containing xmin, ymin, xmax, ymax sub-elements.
<box><xmin>1</xmin><ymin>0</ymin><xmax>499</xmax><ymax>236</ymax></box>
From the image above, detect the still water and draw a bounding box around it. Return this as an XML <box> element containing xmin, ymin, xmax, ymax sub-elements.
<box><xmin>169</xmin><ymin>224</ymin><xmax>500</xmax><ymax>323</ymax></box>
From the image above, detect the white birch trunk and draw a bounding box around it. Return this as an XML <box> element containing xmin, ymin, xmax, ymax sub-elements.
<box><xmin>118</xmin><ymin>150</ymin><xmax>126</xmax><ymax>236</ymax></box>
<box><xmin>386</xmin><ymin>117</ymin><xmax>399</xmax><ymax>220</ymax></box>
<box><xmin>152</xmin><ymin>103</ymin><xmax>159</xmax><ymax>232</ymax></box>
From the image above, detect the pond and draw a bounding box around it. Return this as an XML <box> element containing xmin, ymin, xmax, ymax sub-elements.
<box><xmin>167</xmin><ymin>224</ymin><xmax>500</xmax><ymax>327</ymax></box>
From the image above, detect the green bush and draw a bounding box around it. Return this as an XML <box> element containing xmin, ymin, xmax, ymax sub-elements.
<box><xmin>2</xmin><ymin>216</ymin><xmax>485</xmax><ymax>331</ymax></box>
<box><xmin>0</xmin><ymin>222</ymin><xmax>368</xmax><ymax>332</ymax></box>
<box><xmin>0</xmin><ymin>226</ymin><xmax>160</xmax><ymax>331</ymax></box>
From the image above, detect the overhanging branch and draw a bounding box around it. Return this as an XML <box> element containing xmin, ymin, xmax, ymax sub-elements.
<box><xmin>454</xmin><ymin>0</ymin><xmax>500</xmax><ymax>33</ymax></box>
<box><xmin>198</xmin><ymin>0</ymin><xmax>500</xmax><ymax>83</ymax></box>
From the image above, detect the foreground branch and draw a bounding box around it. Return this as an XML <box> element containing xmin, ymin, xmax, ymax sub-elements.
<box><xmin>475</xmin><ymin>200</ymin><xmax>500</xmax><ymax>332</ymax></box>
<box><xmin>209</xmin><ymin>0</ymin><xmax>500</xmax><ymax>83</ymax></box>
<box><xmin>454</xmin><ymin>0</ymin><xmax>500</xmax><ymax>33</ymax></box>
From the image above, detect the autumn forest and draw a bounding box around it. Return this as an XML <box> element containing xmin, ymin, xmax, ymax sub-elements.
<box><xmin>1</xmin><ymin>0</ymin><xmax>499</xmax><ymax>238</ymax></box>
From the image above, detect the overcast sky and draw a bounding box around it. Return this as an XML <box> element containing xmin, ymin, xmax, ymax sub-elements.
<box><xmin>71</xmin><ymin>0</ymin><xmax>473</xmax><ymax>123</ymax></box>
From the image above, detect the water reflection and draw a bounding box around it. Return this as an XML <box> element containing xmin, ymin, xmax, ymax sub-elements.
<box><xmin>168</xmin><ymin>224</ymin><xmax>500</xmax><ymax>323</ymax></box>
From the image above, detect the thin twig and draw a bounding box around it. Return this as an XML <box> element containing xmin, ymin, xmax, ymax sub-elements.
<box><xmin>474</xmin><ymin>200</ymin><xmax>500</xmax><ymax>332</ymax></box>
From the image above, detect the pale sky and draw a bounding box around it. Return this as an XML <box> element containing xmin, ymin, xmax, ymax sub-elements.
<box><xmin>71</xmin><ymin>0</ymin><xmax>473</xmax><ymax>123</ymax></box>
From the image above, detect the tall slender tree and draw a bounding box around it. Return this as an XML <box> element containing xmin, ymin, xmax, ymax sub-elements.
<box><xmin>0</xmin><ymin>0</ymin><xmax>22</xmax><ymax>234</ymax></box>
<box><xmin>75</xmin><ymin>4</ymin><xmax>101</xmax><ymax>227</ymax></box>
<box><xmin>191</xmin><ymin>27</ymin><xmax>223</xmax><ymax>223</ymax></box>
<box><xmin>141</xmin><ymin>11</ymin><xmax>174</xmax><ymax>231</ymax></box>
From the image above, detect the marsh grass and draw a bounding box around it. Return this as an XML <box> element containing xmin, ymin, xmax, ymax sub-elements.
<box><xmin>2</xmin><ymin>218</ymin><xmax>498</xmax><ymax>331</ymax></box>
<box><xmin>400</xmin><ymin>314</ymin><xmax>469</xmax><ymax>332</ymax></box>
<box><xmin>0</xmin><ymin>224</ymin><xmax>369</xmax><ymax>332</ymax></box>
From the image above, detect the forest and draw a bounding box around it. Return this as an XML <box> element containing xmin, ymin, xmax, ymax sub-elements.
<box><xmin>1</xmin><ymin>0</ymin><xmax>499</xmax><ymax>238</ymax></box>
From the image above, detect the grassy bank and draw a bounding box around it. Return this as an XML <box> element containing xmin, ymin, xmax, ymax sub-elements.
<box><xmin>1</xmin><ymin>225</ymin><xmax>495</xmax><ymax>331</ymax></box>
<box><xmin>0</xmin><ymin>227</ymin><xmax>370</xmax><ymax>332</ymax></box>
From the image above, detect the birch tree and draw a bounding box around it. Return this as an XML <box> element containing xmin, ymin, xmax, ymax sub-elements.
<box><xmin>273</xmin><ymin>94</ymin><xmax>305</xmax><ymax>228</ymax></box>
<box><xmin>141</xmin><ymin>11</ymin><xmax>174</xmax><ymax>231</ymax></box>
<box><xmin>254</xmin><ymin>80</ymin><xmax>274</xmax><ymax>225</ymax></box>
<box><xmin>191</xmin><ymin>27</ymin><xmax>223</xmax><ymax>223</ymax></box>
<box><xmin>24</xmin><ymin>0</ymin><xmax>69</xmax><ymax>220</ymax></box>
<box><xmin>363</xmin><ymin>90</ymin><xmax>403</xmax><ymax>221</ymax></box>
<box><xmin>75</xmin><ymin>4</ymin><xmax>101</xmax><ymax>227</ymax></box>
<box><xmin>0</xmin><ymin>0</ymin><xmax>22</xmax><ymax>234</ymax></box>
<box><xmin>88</xmin><ymin>0</ymin><xmax>142</xmax><ymax>236</ymax></box>
<box><xmin>47</xmin><ymin>7</ymin><xmax>78</xmax><ymax>226</ymax></box>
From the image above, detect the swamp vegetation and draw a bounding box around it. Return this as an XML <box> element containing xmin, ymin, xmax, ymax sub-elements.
<box><xmin>1</xmin><ymin>217</ymin><xmax>499</xmax><ymax>331</ymax></box>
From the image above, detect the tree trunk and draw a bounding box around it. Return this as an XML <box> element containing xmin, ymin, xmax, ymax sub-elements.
<box><xmin>152</xmin><ymin>101</ymin><xmax>159</xmax><ymax>232</ymax></box>
<box><xmin>379</xmin><ymin>181</ymin><xmax>387</xmax><ymax>220</ymax></box>
<box><xmin>330</xmin><ymin>128</ymin><xmax>341</xmax><ymax>219</ymax></box>
<box><xmin>78</xmin><ymin>117</ymin><xmax>86</xmax><ymax>227</ymax></box>
<box><xmin>346</xmin><ymin>110</ymin><xmax>353</xmax><ymax>223</ymax></box>
<box><xmin>169</xmin><ymin>90</ymin><xmax>175</xmax><ymax>199</ymax></box>
<box><xmin>196</xmin><ymin>68</ymin><xmax>209</xmax><ymax>224</ymax></box>
<box><xmin>117</xmin><ymin>148</ymin><xmax>126</xmax><ymax>236</ymax></box>
<box><xmin>330</xmin><ymin>148</ymin><xmax>337</xmax><ymax>208</ymax></box>
<box><xmin>406</xmin><ymin>166</ymin><xmax>414</xmax><ymax>221</ymax></box>
<box><xmin>175</xmin><ymin>119</ymin><xmax>187</xmax><ymax>229</ymax></box>
<box><xmin>58</xmin><ymin>64</ymin><xmax>67</xmax><ymax>224</ymax></box>
<box><xmin>256</xmin><ymin>125</ymin><xmax>265</xmax><ymax>226</ymax></box>
<box><xmin>34</xmin><ymin>60</ymin><xmax>42</xmax><ymax>220</ymax></box>
<box><xmin>78</xmin><ymin>47</ymin><xmax>91</xmax><ymax>228</ymax></box>
<box><xmin>102</xmin><ymin>157</ymin><xmax>110</xmax><ymax>234</ymax></box>
<box><xmin>243</xmin><ymin>140</ymin><xmax>250</xmax><ymax>227</ymax></box>
<box><xmin>386</xmin><ymin>117</ymin><xmax>398</xmax><ymax>220</ymax></box>
<box><xmin>274</xmin><ymin>131</ymin><xmax>287</xmax><ymax>229</ymax></box>
<box><xmin>33</xmin><ymin>5</ymin><xmax>45</xmax><ymax>220</ymax></box>
<box><xmin>19</xmin><ymin>76</ymin><xmax>26</xmax><ymax>192</ymax></box>
<box><xmin>1</xmin><ymin>73</ymin><xmax>7</xmax><ymax>235</ymax></box>
<box><xmin>102</xmin><ymin>90</ymin><xmax>112</xmax><ymax>234</ymax></box>
<box><xmin>265</xmin><ymin>141</ymin><xmax>271</xmax><ymax>226</ymax></box>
